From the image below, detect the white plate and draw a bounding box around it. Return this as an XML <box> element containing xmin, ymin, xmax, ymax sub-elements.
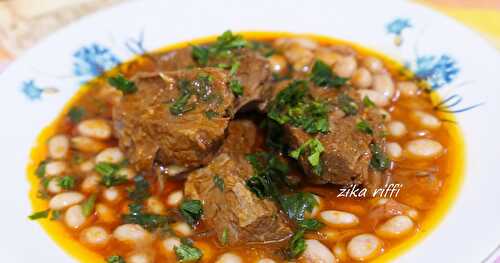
<box><xmin>0</xmin><ymin>0</ymin><xmax>499</xmax><ymax>262</ymax></box>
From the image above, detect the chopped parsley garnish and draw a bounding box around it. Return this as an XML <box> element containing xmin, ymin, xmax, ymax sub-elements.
<box><xmin>204</xmin><ymin>110</ymin><xmax>219</xmax><ymax>119</ymax></box>
<box><xmin>95</xmin><ymin>162</ymin><xmax>128</xmax><ymax>187</ymax></box>
<box><xmin>179</xmin><ymin>200</ymin><xmax>203</xmax><ymax>226</ymax></box>
<box><xmin>122</xmin><ymin>203</ymin><xmax>171</xmax><ymax>231</ymax></box>
<box><xmin>249</xmin><ymin>41</ymin><xmax>276</xmax><ymax>57</ymax></box>
<box><xmin>81</xmin><ymin>194</ymin><xmax>97</xmax><ymax>217</ymax></box>
<box><xmin>229</xmin><ymin>60</ymin><xmax>240</xmax><ymax>76</ymax></box>
<box><xmin>310</xmin><ymin>60</ymin><xmax>348</xmax><ymax>88</ymax></box>
<box><xmin>213</xmin><ymin>175</ymin><xmax>225</xmax><ymax>191</ymax></box>
<box><xmin>191</xmin><ymin>30</ymin><xmax>248</xmax><ymax>66</ymax></box>
<box><xmin>229</xmin><ymin>79</ymin><xmax>244</xmax><ymax>96</ymax></box>
<box><xmin>58</xmin><ymin>176</ymin><xmax>76</xmax><ymax>190</ymax></box>
<box><xmin>50</xmin><ymin>210</ymin><xmax>61</xmax><ymax>221</ymax></box>
<box><xmin>245</xmin><ymin>152</ymin><xmax>289</xmax><ymax>200</ymax></box>
<box><xmin>174</xmin><ymin>239</ymin><xmax>203</xmax><ymax>262</ymax></box>
<box><xmin>191</xmin><ymin>45</ymin><xmax>209</xmax><ymax>66</ymax></box>
<box><xmin>286</xmin><ymin>229</ymin><xmax>306</xmax><ymax>259</ymax></box>
<box><xmin>289</xmin><ymin>138</ymin><xmax>325</xmax><ymax>176</ymax></box>
<box><xmin>363</xmin><ymin>96</ymin><xmax>376</xmax><ymax>108</ymax></box>
<box><xmin>219</xmin><ymin>228</ymin><xmax>229</xmax><ymax>245</ymax></box>
<box><xmin>370</xmin><ymin>143</ymin><xmax>390</xmax><ymax>171</ymax></box>
<box><xmin>28</xmin><ymin>209</ymin><xmax>50</xmax><ymax>220</ymax></box>
<box><xmin>67</xmin><ymin>106</ymin><xmax>85</xmax><ymax>123</ymax></box>
<box><xmin>261</xmin><ymin>118</ymin><xmax>286</xmax><ymax>151</ymax></box>
<box><xmin>337</xmin><ymin>93</ymin><xmax>359</xmax><ymax>116</ymax></box>
<box><xmin>170</xmin><ymin>79</ymin><xmax>195</xmax><ymax>116</ymax></box>
<box><xmin>108</xmin><ymin>74</ymin><xmax>137</xmax><ymax>94</ymax></box>
<box><xmin>298</xmin><ymin>218</ymin><xmax>325</xmax><ymax>231</ymax></box>
<box><xmin>35</xmin><ymin>161</ymin><xmax>47</xmax><ymax>178</ymax></box>
<box><xmin>106</xmin><ymin>255</ymin><xmax>126</xmax><ymax>263</ymax></box>
<box><xmin>267</xmin><ymin>80</ymin><xmax>329</xmax><ymax>134</ymax></box>
<box><xmin>356</xmin><ymin>119</ymin><xmax>373</xmax><ymax>134</ymax></box>
<box><xmin>128</xmin><ymin>175</ymin><xmax>151</xmax><ymax>203</ymax></box>
<box><xmin>280</xmin><ymin>192</ymin><xmax>318</xmax><ymax>222</ymax></box>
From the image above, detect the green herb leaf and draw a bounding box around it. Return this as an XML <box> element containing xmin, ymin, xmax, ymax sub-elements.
<box><xmin>229</xmin><ymin>79</ymin><xmax>244</xmax><ymax>96</ymax></box>
<box><xmin>370</xmin><ymin>143</ymin><xmax>390</xmax><ymax>171</ymax></box>
<box><xmin>210</xmin><ymin>30</ymin><xmax>248</xmax><ymax>54</ymax></box>
<box><xmin>267</xmin><ymin>80</ymin><xmax>329</xmax><ymax>134</ymax></box>
<box><xmin>67</xmin><ymin>106</ymin><xmax>86</xmax><ymax>123</ymax></box>
<box><xmin>310</xmin><ymin>60</ymin><xmax>348</xmax><ymax>88</ymax></box>
<box><xmin>50</xmin><ymin>210</ymin><xmax>61</xmax><ymax>221</ymax></box>
<box><xmin>28</xmin><ymin>209</ymin><xmax>50</xmax><ymax>220</ymax></box>
<box><xmin>261</xmin><ymin>118</ymin><xmax>286</xmax><ymax>151</ymax></box>
<box><xmin>298</xmin><ymin>218</ymin><xmax>324</xmax><ymax>231</ymax></box>
<box><xmin>280</xmin><ymin>192</ymin><xmax>317</xmax><ymax>222</ymax></box>
<box><xmin>286</xmin><ymin>229</ymin><xmax>306</xmax><ymax>259</ymax></box>
<box><xmin>191</xmin><ymin>45</ymin><xmax>209</xmax><ymax>66</ymax></box>
<box><xmin>219</xmin><ymin>227</ymin><xmax>229</xmax><ymax>246</ymax></box>
<box><xmin>96</xmin><ymin>162</ymin><xmax>128</xmax><ymax>187</ymax></box>
<box><xmin>35</xmin><ymin>161</ymin><xmax>48</xmax><ymax>178</ymax></box>
<box><xmin>245</xmin><ymin>152</ymin><xmax>290</xmax><ymax>200</ymax></box>
<box><xmin>337</xmin><ymin>94</ymin><xmax>359</xmax><ymax>116</ymax></box>
<box><xmin>179</xmin><ymin>200</ymin><xmax>203</xmax><ymax>226</ymax></box>
<box><xmin>289</xmin><ymin>138</ymin><xmax>325</xmax><ymax>176</ymax></box>
<box><xmin>122</xmin><ymin>203</ymin><xmax>171</xmax><ymax>231</ymax></box>
<box><xmin>81</xmin><ymin>194</ymin><xmax>97</xmax><ymax>217</ymax></box>
<box><xmin>58</xmin><ymin>176</ymin><xmax>76</xmax><ymax>190</ymax></box>
<box><xmin>108</xmin><ymin>74</ymin><xmax>137</xmax><ymax>94</ymax></box>
<box><xmin>229</xmin><ymin>60</ymin><xmax>240</xmax><ymax>76</ymax></box>
<box><xmin>356</xmin><ymin>119</ymin><xmax>373</xmax><ymax>134</ymax></box>
<box><xmin>170</xmin><ymin>79</ymin><xmax>195</xmax><ymax>116</ymax></box>
<box><xmin>362</xmin><ymin>96</ymin><xmax>376</xmax><ymax>108</ymax></box>
<box><xmin>128</xmin><ymin>175</ymin><xmax>151</xmax><ymax>202</ymax></box>
<box><xmin>174</xmin><ymin>241</ymin><xmax>203</xmax><ymax>262</ymax></box>
<box><xmin>106</xmin><ymin>255</ymin><xmax>126</xmax><ymax>263</ymax></box>
<box><xmin>249</xmin><ymin>41</ymin><xmax>276</xmax><ymax>57</ymax></box>
<box><xmin>213</xmin><ymin>175</ymin><xmax>224</xmax><ymax>191</ymax></box>
<box><xmin>204</xmin><ymin>110</ymin><xmax>218</xmax><ymax>119</ymax></box>
<box><xmin>95</xmin><ymin>162</ymin><xmax>119</xmax><ymax>177</ymax></box>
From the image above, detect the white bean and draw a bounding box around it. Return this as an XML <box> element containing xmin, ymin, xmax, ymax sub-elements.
<box><xmin>413</xmin><ymin>111</ymin><xmax>442</xmax><ymax>130</ymax></box>
<box><xmin>80</xmin><ymin>226</ymin><xmax>110</xmax><ymax>246</ymax></box>
<box><xmin>215</xmin><ymin>253</ymin><xmax>243</xmax><ymax>263</ymax></box>
<box><xmin>397</xmin><ymin>81</ymin><xmax>419</xmax><ymax>97</ymax></box>
<box><xmin>320</xmin><ymin>210</ymin><xmax>359</xmax><ymax>228</ymax></box>
<box><xmin>48</xmin><ymin>135</ymin><xmax>69</xmax><ymax>159</ymax></box>
<box><xmin>95</xmin><ymin>147</ymin><xmax>124</xmax><ymax>164</ymax></box>
<box><xmin>47</xmin><ymin>178</ymin><xmax>62</xmax><ymax>194</ymax></box>
<box><xmin>301</xmin><ymin>239</ymin><xmax>336</xmax><ymax>263</ymax></box>
<box><xmin>347</xmin><ymin>234</ymin><xmax>382</xmax><ymax>261</ymax></box>
<box><xmin>363</xmin><ymin>57</ymin><xmax>384</xmax><ymax>73</ymax></box>
<box><xmin>49</xmin><ymin>192</ymin><xmax>85</xmax><ymax>210</ymax></box>
<box><xmin>77</xmin><ymin>118</ymin><xmax>112</xmax><ymax>140</ymax></box>
<box><xmin>45</xmin><ymin>161</ymin><xmax>67</xmax><ymax>176</ymax></box>
<box><xmin>386</xmin><ymin>142</ymin><xmax>403</xmax><ymax>160</ymax></box>
<box><xmin>71</xmin><ymin>136</ymin><xmax>107</xmax><ymax>153</ymax></box>
<box><xmin>166</xmin><ymin>165</ymin><xmax>188</xmax><ymax>176</ymax></box>
<box><xmin>146</xmin><ymin>197</ymin><xmax>165</xmax><ymax>214</ymax></box>
<box><xmin>405</xmin><ymin>139</ymin><xmax>443</xmax><ymax>159</ymax></box>
<box><xmin>64</xmin><ymin>205</ymin><xmax>86</xmax><ymax>229</ymax></box>
<box><xmin>372</xmin><ymin>74</ymin><xmax>395</xmax><ymax>100</ymax></box>
<box><xmin>357</xmin><ymin>89</ymin><xmax>389</xmax><ymax>107</ymax></box>
<box><xmin>172</xmin><ymin>222</ymin><xmax>193</xmax><ymax>237</ymax></box>
<box><xmin>79</xmin><ymin>160</ymin><xmax>95</xmax><ymax>173</ymax></box>
<box><xmin>161</xmin><ymin>237</ymin><xmax>181</xmax><ymax>253</ymax></box>
<box><xmin>387</xmin><ymin>121</ymin><xmax>407</xmax><ymax>138</ymax></box>
<box><xmin>305</xmin><ymin>194</ymin><xmax>322</xmax><ymax>219</ymax></box>
<box><xmin>166</xmin><ymin>190</ymin><xmax>184</xmax><ymax>207</ymax></box>
<box><xmin>333</xmin><ymin>56</ymin><xmax>357</xmax><ymax>78</ymax></box>
<box><xmin>102</xmin><ymin>187</ymin><xmax>121</xmax><ymax>203</ymax></box>
<box><xmin>352</xmin><ymin>68</ymin><xmax>372</xmax><ymax>89</ymax></box>
<box><xmin>116</xmin><ymin>167</ymin><xmax>136</xmax><ymax>180</ymax></box>
<box><xmin>127</xmin><ymin>253</ymin><xmax>152</xmax><ymax>263</ymax></box>
<box><xmin>284</xmin><ymin>45</ymin><xmax>313</xmax><ymax>63</ymax></box>
<box><xmin>376</xmin><ymin>215</ymin><xmax>415</xmax><ymax>239</ymax></box>
<box><xmin>113</xmin><ymin>224</ymin><xmax>152</xmax><ymax>244</ymax></box>
<box><xmin>315</xmin><ymin>48</ymin><xmax>342</xmax><ymax>65</ymax></box>
<box><xmin>256</xmin><ymin>259</ymin><xmax>276</xmax><ymax>263</ymax></box>
<box><xmin>292</xmin><ymin>38</ymin><xmax>318</xmax><ymax>50</ymax></box>
<box><xmin>333</xmin><ymin>242</ymin><xmax>348</xmax><ymax>262</ymax></box>
<box><xmin>81</xmin><ymin>173</ymin><xmax>101</xmax><ymax>193</ymax></box>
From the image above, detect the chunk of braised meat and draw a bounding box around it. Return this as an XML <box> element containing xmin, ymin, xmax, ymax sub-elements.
<box><xmin>184</xmin><ymin>120</ymin><xmax>292</xmax><ymax>245</ymax></box>
<box><xmin>266</xmin><ymin>80</ymin><xmax>390</xmax><ymax>190</ymax></box>
<box><xmin>157</xmin><ymin>46</ymin><xmax>271</xmax><ymax>111</ymax></box>
<box><xmin>113</xmin><ymin>68</ymin><xmax>235</xmax><ymax>172</ymax></box>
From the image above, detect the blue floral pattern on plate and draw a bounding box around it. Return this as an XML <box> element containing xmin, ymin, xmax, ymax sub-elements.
<box><xmin>21</xmin><ymin>80</ymin><xmax>43</xmax><ymax>101</ymax></box>
<box><xmin>73</xmin><ymin>43</ymin><xmax>121</xmax><ymax>81</ymax></box>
